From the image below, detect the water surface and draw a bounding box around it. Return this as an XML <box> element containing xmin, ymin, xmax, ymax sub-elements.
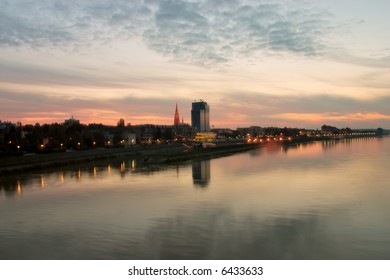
<box><xmin>1</xmin><ymin>137</ymin><xmax>390</xmax><ymax>259</ymax></box>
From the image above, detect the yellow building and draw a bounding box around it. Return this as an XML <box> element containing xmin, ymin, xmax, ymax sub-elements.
<box><xmin>194</xmin><ymin>132</ymin><xmax>216</xmax><ymax>142</ymax></box>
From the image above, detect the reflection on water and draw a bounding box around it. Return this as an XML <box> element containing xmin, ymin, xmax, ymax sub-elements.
<box><xmin>1</xmin><ymin>137</ymin><xmax>390</xmax><ymax>259</ymax></box>
<box><xmin>192</xmin><ymin>160</ymin><xmax>210</xmax><ymax>187</ymax></box>
<box><xmin>0</xmin><ymin>159</ymin><xmax>184</xmax><ymax>196</ymax></box>
<box><xmin>40</xmin><ymin>174</ymin><xmax>45</xmax><ymax>189</ymax></box>
<box><xmin>17</xmin><ymin>180</ymin><xmax>21</xmax><ymax>195</ymax></box>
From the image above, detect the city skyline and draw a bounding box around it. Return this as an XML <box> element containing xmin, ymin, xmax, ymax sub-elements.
<box><xmin>1</xmin><ymin>0</ymin><xmax>390</xmax><ymax>129</ymax></box>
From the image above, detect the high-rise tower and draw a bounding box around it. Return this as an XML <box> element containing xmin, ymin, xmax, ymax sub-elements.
<box><xmin>191</xmin><ymin>100</ymin><xmax>210</xmax><ymax>133</ymax></box>
<box><xmin>174</xmin><ymin>103</ymin><xmax>180</xmax><ymax>126</ymax></box>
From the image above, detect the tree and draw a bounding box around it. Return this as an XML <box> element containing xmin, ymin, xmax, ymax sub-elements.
<box><xmin>117</xmin><ymin>118</ymin><xmax>125</xmax><ymax>128</ymax></box>
<box><xmin>376</xmin><ymin>128</ymin><xmax>384</xmax><ymax>135</ymax></box>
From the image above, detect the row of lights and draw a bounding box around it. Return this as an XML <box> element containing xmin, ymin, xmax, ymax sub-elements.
<box><xmin>247</xmin><ymin>137</ymin><xmax>293</xmax><ymax>143</ymax></box>
<box><xmin>36</xmin><ymin>141</ymin><xmax>98</xmax><ymax>149</ymax></box>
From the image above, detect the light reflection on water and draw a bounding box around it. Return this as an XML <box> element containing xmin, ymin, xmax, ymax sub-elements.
<box><xmin>0</xmin><ymin>137</ymin><xmax>390</xmax><ymax>259</ymax></box>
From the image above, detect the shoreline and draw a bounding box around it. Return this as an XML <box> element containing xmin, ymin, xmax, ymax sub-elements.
<box><xmin>0</xmin><ymin>142</ymin><xmax>258</xmax><ymax>175</ymax></box>
<box><xmin>0</xmin><ymin>135</ymin><xmax>383</xmax><ymax>175</ymax></box>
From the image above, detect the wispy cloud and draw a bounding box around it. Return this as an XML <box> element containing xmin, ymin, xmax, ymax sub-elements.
<box><xmin>0</xmin><ymin>89</ymin><xmax>190</xmax><ymax>125</ymax></box>
<box><xmin>0</xmin><ymin>0</ymin><xmax>336</xmax><ymax>66</ymax></box>
<box><xmin>220</xmin><ymin>92</ymin><xmax>390</xmax><ymax>114</ymax></box>
<box><xmin>1</xmin><ymin>0</ymin><xmax>389</xmax><ymax>128</ymax></box>
<box><xmin>270</xmin><ymin>112</ymin><xmax>390</xmax><ymax>122</ymax></box>
<box><xmin>2</xmin><ymin>87</ymin><xmax>389</xmax><ymax>128</ymax></box>
<box><xmin>211</xmin><ymin>92</ymin><xmax>390</xmax><ymax>127</ymax></box>
<box><xmin>326</xmin><ymin>48</ymin><xmax>390</xmax><ymax>69</ymax></box>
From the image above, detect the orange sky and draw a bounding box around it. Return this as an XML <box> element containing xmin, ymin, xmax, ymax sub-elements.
<box><xmin>1</xmin><ymin>0</ymin><xmax>390</xmax><ymax>129</ymax></box>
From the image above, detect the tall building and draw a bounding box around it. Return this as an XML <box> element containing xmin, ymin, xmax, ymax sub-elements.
<box><xmin>191</xmin><ymin>100</ymin><xmax>210</xmax><ymax>133</ymax></box>
<box><xmin>174</xmin><ymin>103</ymin><xmax>180</xmax><ymax>126</ymax></box>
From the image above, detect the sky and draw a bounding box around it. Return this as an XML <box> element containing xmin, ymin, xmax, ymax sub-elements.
<box><xmin>0</xmin><ymin>0</ymin><xmax>389</xmax><ymax>129</ymax></box>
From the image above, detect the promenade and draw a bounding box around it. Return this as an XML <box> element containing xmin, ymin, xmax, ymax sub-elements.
<box><xmin>0</xmin><ymin>142</ymin><xmax>258</xmax><ymax>175</ymax></box>
<box><xmin>1</xmin><ymin>134</ymin><xmax>383</xmax><ymax>175</ymax></box>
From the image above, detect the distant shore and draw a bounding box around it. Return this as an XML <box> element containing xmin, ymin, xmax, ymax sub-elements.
<box><xmin>0</xmin><ymin>134</ymin><xmax>384</xmax><ymax>175</ymax></box>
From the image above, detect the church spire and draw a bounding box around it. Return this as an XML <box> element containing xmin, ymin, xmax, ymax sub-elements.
<box><xmin>174</xmin><ymin>103</ymin><xmax>180</xmax><ymax>126</ymax></box>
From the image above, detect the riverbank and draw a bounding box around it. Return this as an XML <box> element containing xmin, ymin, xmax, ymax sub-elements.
<box><xmin>0</xmin><ymin>134</ymin><xmax>384</xmax><ymax>175</ymax></box>
<box><xmin>0</xmin><ymin>142</ymin><xmax>259</xmax><ymax>175</ymax></box>
<box><xmin>140</xmin><ymin>142</ymin><xmax>260</xmax><ymax>164</ymax></box>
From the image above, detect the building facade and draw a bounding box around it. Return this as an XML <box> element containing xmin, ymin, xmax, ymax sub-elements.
<box><xmin>191</xmin><ymin>100</ymin><xmax>210</xmax><ymax>133</ymax></box>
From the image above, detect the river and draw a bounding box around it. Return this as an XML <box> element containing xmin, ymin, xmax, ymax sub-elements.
<box><xmin>1</xmin><ymin>136</ymin><xmax>389</xmax><ymax>259</ymax></box>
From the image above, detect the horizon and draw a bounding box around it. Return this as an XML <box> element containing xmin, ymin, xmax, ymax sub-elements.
<box><xmin>1</xmin><ymin>114</ymin><xmax>387</xmax><ymax>131</ymax></box>
<box><xmin>1</xmin><ymin>0</ymin><xmax>390</xmax><ymax>129</ymax></box>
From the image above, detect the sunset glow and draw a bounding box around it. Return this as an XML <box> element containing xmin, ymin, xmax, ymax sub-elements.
<box><xmin>1</xmin><ymin>0</ymin><xmax>389</xmax><ymax>128</ymax></box>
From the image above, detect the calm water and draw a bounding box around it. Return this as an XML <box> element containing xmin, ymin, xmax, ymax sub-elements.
<box><xmin>1</xmin><ymin>137</ymin><xmax>390</xmax><ymax>260</ymax></box>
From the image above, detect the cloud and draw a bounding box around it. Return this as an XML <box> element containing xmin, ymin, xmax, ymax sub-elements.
<box><xmin>2</xmin><ymin>85</ymin><xmax>390</xmax><ymax>128</ymax></box>
<box><xmin>0</xmin><ymin>89</ymin><xmax>190</xmax><ymax>125</ymax></box>
<box><xmin>211</xmin><ymin>92</ymin><xmax>390</xmax><ymax>127</ymax></box>
<box><xmin>0</xmin><ymin>1</ymin><xmax>76</xmax><ymax>48</ymax></box>
<box><xmin>326</xmin><ymin>48</ymin><xmax>390</xmax><ymax>69</ymax></box>
<box><xmin>1</xmin><ymin>1</ymin><xmax>388</xmax><ymax>128</ymax></box>
<box><xmin>270</xmin><ymin>112</ymin><xmax>390</xmax><ymax>122</ymax></box>
<box><xmin>0</xmin><ymin>0</ymin><xmax>335</xmax><ymax>66</ymax></box>
<box><xmin>220</xmin><ymin>92</ymin><xmax>390</xmax><ymax>114</ymax></box>
<box><xmin>143</xmin><ymin>0</ymin><xmax>336</xmax><ymax>66</ymax></box>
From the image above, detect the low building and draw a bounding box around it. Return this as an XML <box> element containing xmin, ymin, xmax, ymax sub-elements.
<box><xmin>194</xmin><ymin>132</ymin><xmax>216</xmax><ymax>142</ymax></box>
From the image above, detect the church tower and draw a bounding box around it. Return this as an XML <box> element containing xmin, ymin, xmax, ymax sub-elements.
<box><xmin>174</xmin><ymin>103</ymin><xmax>180</xmax><ymax>126</ymax></box>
